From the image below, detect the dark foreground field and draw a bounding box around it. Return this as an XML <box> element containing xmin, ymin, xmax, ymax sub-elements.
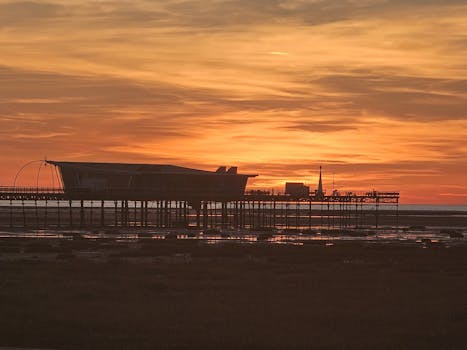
<box><xmin>1</xmin><ymin>239</ymin><xmax>466</xmax><ymax>350</ymax></box>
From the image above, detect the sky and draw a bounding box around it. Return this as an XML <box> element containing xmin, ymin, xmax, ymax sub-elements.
<box><xmin>1</xmin><ymin>0</ymin><xmax>466</xmax><ymax>204</ymax></box>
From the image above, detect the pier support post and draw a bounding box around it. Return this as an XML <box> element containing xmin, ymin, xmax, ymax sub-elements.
<box><xmin>90</xmin><ymin>201</ymin><xmax>93</xmax><ymax>227</ymax></box>
<box><xmin>295</xmin><ymin>201</ymin><xmax>299</xmax><ymax>230</ymax></box>
<box><xmin>9</xmin><ymin>199</ymin><xmax>13</xmax><ymax>228</ymax></box>
<box><xmin>57</xmin><ymin>200</ymin><xmax>61</xmax><ymax>228</ymax></box>
<box><xmin>239</xmin><ymin>201</ymin><xmax>244</xmax><ymax>229</ymax></box>
<box><xmin>375</xmin><ymin>197</ymin><xmax>380</xmax><ymax>231</ymax></box>
<box><xmin>120</xmin><ymin>201</ymin><xmax>124</xmax><ymax>227</ymax></box>
<box><xmin>134</xmin><ymin>201</ymin><xmax>137</xmax><ymax>228</ymax></box>
<box><xmin>222</xmin><ymin>201</ymin><xmax>227</xmax><ymax>229</ymax></box>
<box><xmin>22</xmin><ymin>200</ymin><xmax>26</xmax><ymax>228</ymax></box>
<box><xmin>125</xmin><ymin>200</ymin><xmax>129</xmax><ymax>227</ymax></box>
<box><xmin>159</xmin><ymin>201</ymin><xmax>163</xmax><ymax>228</ymax></box>
<box><xmin>396</xmin><ymin>197</ymin><xmax>399</xmax><ymax>233</ymax></box>
<box><xmin>140</xmin><ymin>201</ymin><xmax>144</xmax><ymax>227</ymax></box>
<box><xmin>202</xmin><ymin>201</ymin><xmax>208</xmax><ymax>229</ymax></box>
<box><xmin>234</xmin><ymin>201</ymin><xmax>239</xmax><ymax>229</ymax></box>
<box><xmin>44</xmin><ymin>199</ymin><xmax>48</xmax><ymax>229</ymax></box>
<box><xmin>69</xmin><ymin>200</ymin><xmax>73</xmax><ymax>229</ymax></box>
<box><xmin>196</xmin><ymin>208</ymin><xmax>200</xmax><ymax>229</ymax></box>
<box><xmin>101</xmin><ymin>200</ymin><xmax>105</xmax><ymax>228</ymax></box>
<box><xmin>251</xmin><ymin>201</ymin><xmax>255</xmax><ymax>229</ymax></box>
<box><xmin>35</xmin><ymin>200</ymin><xmax>39</xmax><ymax>229</ymax></box>
<box><xmin>308</xmin><ymin>199</ymin><xmax>312</xmax><ymax>230</ymax></box>
<box><xmin>164</xmin><ymin>201</ymin><xmax>169</xmax><ymax>228</ymax></box>
<box><xmin>209</xmin><ymin>202</ymin><xmax>213</xmax><ymax>228</ymax></box>
<box><xmin>355</xmin><ymin>199</ymin><xmax>359</xmax><ymax>229</ymax></box>
<box><xmin>261</xmin><ymin>202</ymin><xmax>266</xmax><ymax>228</ymax></box>
<box><xmin>80</xmin><ymin>200</ymin><xmax>84</xmax><ymax>229</ymax></box>
<box><xmin>272</xmin><ymin>200</ymin><xmax>276</xmax><ymax>229</ymax></box>
<box><xmin>114</xmin><ymin>201</ymin><xmax>118</xmax><ymax>227</ymax></box>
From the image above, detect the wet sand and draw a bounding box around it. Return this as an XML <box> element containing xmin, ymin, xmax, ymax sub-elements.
<box><xmin>1</xmin><ymin>238</ymin><xmax>466</xmax><ymax>349</ymax></box>
<box><xmin>1</xmin><ymin>205</ymin><xmax>467</xmax><ymax>229</ymax></box>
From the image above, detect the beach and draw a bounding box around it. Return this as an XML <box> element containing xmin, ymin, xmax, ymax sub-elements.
<box><xmin>1</xmin><ymin>237</ymin><xmax>466</xmax><ymax>349</ymax></box>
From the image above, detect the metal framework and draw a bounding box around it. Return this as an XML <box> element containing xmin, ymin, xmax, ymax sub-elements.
<box><xmin>0</xmin><ymin>187</ymin><xmax>399</xmax><ymax>231</ymax></box>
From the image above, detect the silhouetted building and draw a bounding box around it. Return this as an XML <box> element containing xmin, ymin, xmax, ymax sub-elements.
<box><xmin>47</xmin><ymin>161</ymin><xmax>256</xmax><ymax>201</ymax></box>
<box><xmin>316</xmin><ymin>166</ymin><xmax>324</xmax><ymax>199</ymax></box>
<box><xmin>285</xmin><ymin>182</ymin><xmax>310</xmax><ymax>199</ymax></box>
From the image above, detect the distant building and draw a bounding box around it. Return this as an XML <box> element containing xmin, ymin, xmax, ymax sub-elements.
<box><xmin>285</xmin><ymin>182</ymin><xmax>310</xmax><ymax>199</ymax></box>
<box><xmin>47</xmin><ymin>161</ymin><xmax>256</xmax><ymax>201</ymax></box>
<box><xmin>316</xmin><ymin>166</ymin><xmax>325</xmax><ymax>199</ymax></box>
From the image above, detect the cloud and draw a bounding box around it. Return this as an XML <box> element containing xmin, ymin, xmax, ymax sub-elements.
<box><xmin>0</xmin><ymin>0</ymin><xmax>466</xmax><ymax>203</ymax></box>
<box><xmin>0</xmin><ymin>65</ymin><xmax>218</xmax><ymax>119</ymax></box>
<box><xmin>0</xmin><ymin>1</ymin><xmax>64</xmax><ymax>26</ymax></box>
<box><xmin>2</xmin><ymin>0</ymin><xmax>465</xmax><ymax>31</ymax></box>
<box><xmin>281</xmin><ymin>118</ymin><xmax>364</xmax><ymax>133</ymax></box>
<box><xmin>308</xmin><ymin>72</ymin><xmax>467</xmax><ymax>121</ymax></box>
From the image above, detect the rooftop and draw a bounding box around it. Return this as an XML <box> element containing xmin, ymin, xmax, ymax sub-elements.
<box><xmin>47</xmin><ymin>161</ymin><xmax>257</xmax><ymax>177</ymax></box>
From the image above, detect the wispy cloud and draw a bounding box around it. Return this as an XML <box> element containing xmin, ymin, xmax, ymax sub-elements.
<box><xmin>0</xmin><ymin>0</ymin><xmax>466</xmax><ymax>203</ymax></box>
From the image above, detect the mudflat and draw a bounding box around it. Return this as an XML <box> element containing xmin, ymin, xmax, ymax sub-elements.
<box><xmin>0</xmin><ymin>239</ymin><xmax>466</xmax><ymax>350</ymax></box>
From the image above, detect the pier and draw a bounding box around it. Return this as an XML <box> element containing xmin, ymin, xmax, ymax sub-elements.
<box><xmin>0</xmin><ymin>186</ymin><xmax>399</xmax><ymax>231</ymax></box>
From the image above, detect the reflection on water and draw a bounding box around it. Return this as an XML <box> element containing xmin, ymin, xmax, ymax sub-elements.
<box><xmin>0</xmin><ymin>226</ymin><xmax>465</xmax><ymax>247</ymax></box>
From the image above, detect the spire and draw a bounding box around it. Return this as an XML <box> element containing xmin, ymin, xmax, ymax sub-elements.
<box><xmin>317</xmin><ymin>166</ymin><xmax>324</xmax><ymax>199</ymax></box>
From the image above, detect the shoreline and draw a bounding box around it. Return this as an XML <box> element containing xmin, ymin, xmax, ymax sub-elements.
<box><xmin>1</xmin><ymin>239</ymin><xmax>467</xmax><ymax>349</ymax></box>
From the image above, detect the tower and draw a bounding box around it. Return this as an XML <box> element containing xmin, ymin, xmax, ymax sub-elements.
<box><xmin>317</xmin><ymin>166</ymin><xmax>324</xmax><ymax>199</ymax></box>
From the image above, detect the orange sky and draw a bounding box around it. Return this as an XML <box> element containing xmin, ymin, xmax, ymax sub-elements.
<box><xmin>1</xmin><ymin>0</ymin><xmax>467</xmax><ymax>204</ymax></box>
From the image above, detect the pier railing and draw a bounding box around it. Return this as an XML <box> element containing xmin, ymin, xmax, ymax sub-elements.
<box><xmin>0</xmin><ymin>186</ymin><xmax>64</xmax><ymax>194</ymax></box>
<box><xmin>0</xmin><ymin>186</ymin><xmax>399</xmax><ymax>203</ymax></box>
<box><xmin>0</xmin><ymin>186</ymin><xmax>399</xmax><ymax>230</ymax></box>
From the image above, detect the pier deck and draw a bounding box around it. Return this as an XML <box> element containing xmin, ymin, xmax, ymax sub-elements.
<box><xmin>0</xmin><ymin>187</ymin><xmax>399</xmax><ymax>230</ymax></box>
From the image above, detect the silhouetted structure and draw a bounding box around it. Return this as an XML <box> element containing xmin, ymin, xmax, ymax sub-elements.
<box><xmin>46</xmin><ymin>161</ymin><xmax>256</xmax><ymax>201</ymax></box>
<box><xmin>285</xmin><ymin>183</ymin><xmax>310</xmax><ymax>199</ymax></box>
<box><xmin>316</xmin><ymin>166</ymin><xmax>324</xmax><ymax>200</ymax></box>
<box><xmin>0</xmin><ymin>161</ymin><xmax>399</xmax><ymax>231</ymax></box>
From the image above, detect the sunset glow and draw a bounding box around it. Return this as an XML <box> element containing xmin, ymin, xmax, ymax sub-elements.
<box><xmin>1</xmin><ymin>0</ymin><xmax>466</xmax><ymax>203</ymax></box>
